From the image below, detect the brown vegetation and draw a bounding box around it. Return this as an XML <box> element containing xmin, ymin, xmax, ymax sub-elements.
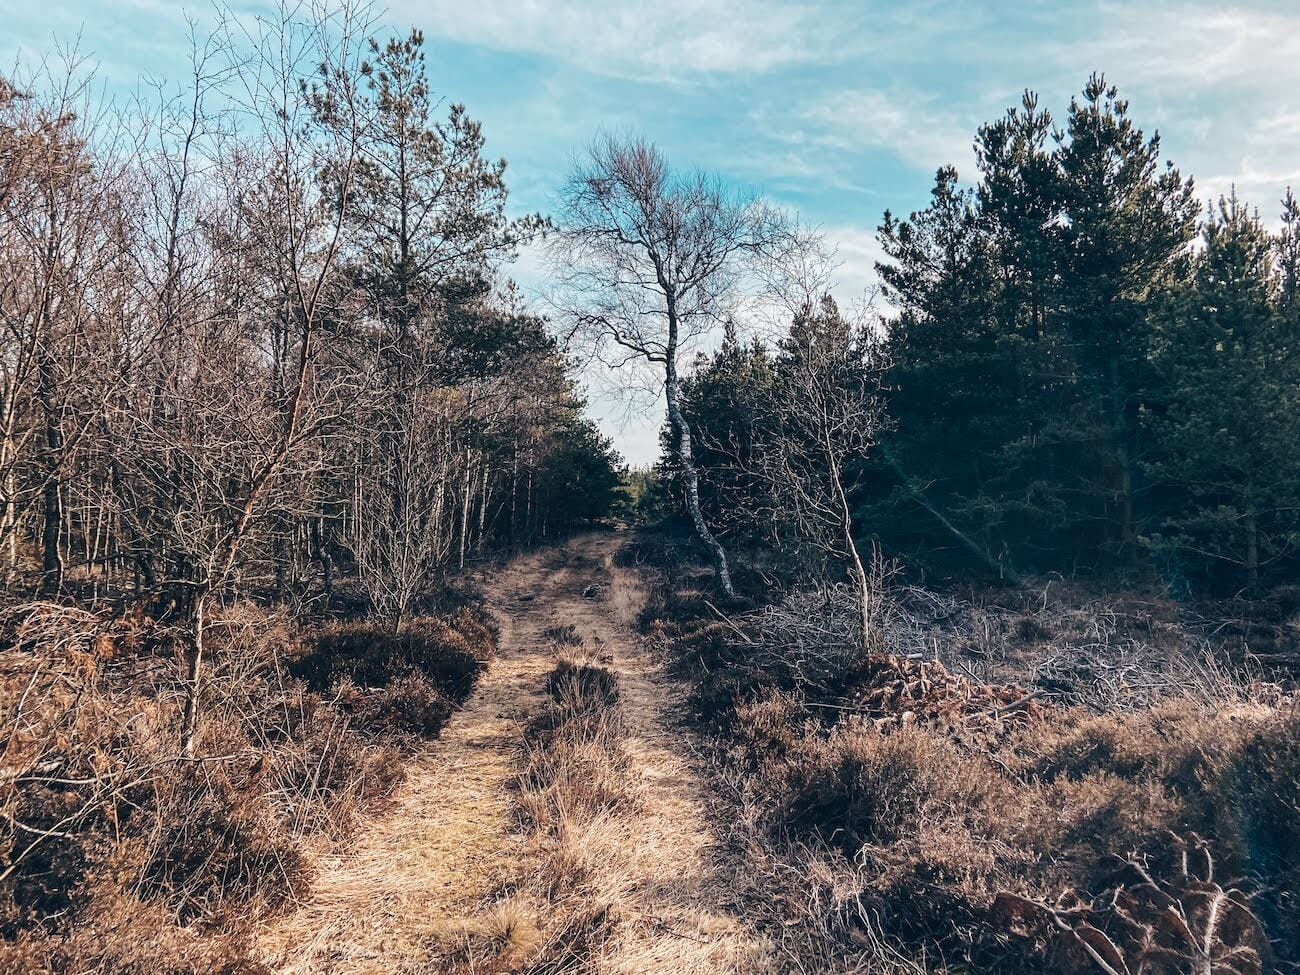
<box><xmin>0</xmin><ymin>599</ymin><xmax>496</xmax><ymax>973</ymax></box>
<box><xmin>431</xmin><ymin>632</ymin><xmax>629</xmax><ymax>973</ymax></box>
<box><xmin>640</xmin><ymin>541</ymin><xmax>1300</xmax><ymax>973</ymax></box>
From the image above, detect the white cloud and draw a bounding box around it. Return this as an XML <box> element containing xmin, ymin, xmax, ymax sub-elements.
<box><xmin>825</xmin><ymin>224</ymin><xmax>888</xmax><ymax>314</ymax></box>
<box><xmin>798</xmin><ymin>88</ymin><xmax>975</xmax><ymax>173</ymax></box>
<box><xmin>389</xmin><ymin>0</ymin><xmax>863</xmax><ymax>82</ymax></box>
<box><xmin>1069</xmin><ymin>5</ymin><xmax>1300</xmax><ymax>89</ymax></box>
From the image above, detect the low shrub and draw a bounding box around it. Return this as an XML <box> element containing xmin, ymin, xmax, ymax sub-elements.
<box><xmin>640</xmin><ymin>542</ymin><xmax>1300</xmax><ymax>973</ymax></box>
<box><xmin>519</xmin><ymin>656</ymin><xmax>630</xmax><ymax>834</ymax></box>
<box><xmin>0</xmin><ymin>597</ymin><xmax>485</xmax><ymax>973</ymax></box>
<box><xmin>0</xmin><ymin>893</ymin><xmax>272</xmax><ymax>974</ymax></box>
<box><xmin>544</xmin><ymin>658</ymin><xmax>619</xmax><ymax>711</ymax></box>
<box><xmin>542</xmin><ymin>623</ymin><xmax>583</xmax><ymax>647</ymax></box>
<box><xmin>298</xmin><ymin>609</ymin><xmax>494</xmax><ymax>699</ymax></box>
<box><xmin>292</xmin><ymin>608</ymin><xmax>496</xmax><ymax>738</ymax></box>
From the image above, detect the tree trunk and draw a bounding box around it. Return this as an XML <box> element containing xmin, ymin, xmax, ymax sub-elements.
<box><xmin>37</xmin><ymin>354</ymin><xmax>64</xmax><ymax>594</ymax></box>
<box><xmin>664</xmin><ymin>357</ymin><xmax>736</xmax><ymax>599</ymax></box>
<box><xmin>180</xmin><ymin>590</ymin><xmax>209</xmax><ymax>756</ymax></box>
<box><xmin>1245</xmin><ymin>508</ymin><xmax>1259</xmax><ymax>593</ymax></box>
<box><xmin>1109</xmin><ymin>357</ymin><xmax>1137</xmax><ymax>561</ymax></box>
<box><xmin>313</xmin><ymin>515</ymin><xmax>332</xmax><ymax>594</ymax></box>
<box><xmin>459</xmin><ymin>448</ymin><xmax>472</xmax><ymax>569</ymax></box>
<box><xmin>826</xmin><ymin>434</ymin><xmax>871</xmax><ymax>652</ymax></box>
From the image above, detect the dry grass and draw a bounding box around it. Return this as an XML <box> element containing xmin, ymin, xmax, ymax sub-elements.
<box><xmin>432</xmin><ymin>533</ymin><xmax>773</xmax><ymax>975</ymax></box>
<box><xmin>637</xmin><ymin>539</ymin><xmax>1300</xmax><ymax>974</ymax></box>
<box><xmin>0</xmin><ymin>597</ymin><xmax>495</xmax><ymax>973</ymax></box>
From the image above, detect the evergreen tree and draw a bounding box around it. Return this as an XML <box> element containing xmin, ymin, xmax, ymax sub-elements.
<box><xmin>346</xmin><ymin>28</ymin><xmax>541</xmax><ymax>343</ymax></box>
<box><xmin>678</xmin><ymin>320</ymin><xmax>777</xmax><ymax>547</ymax></box>
<box><xmin>1277</xmin><ymin>188</ymin><xmax>1300</xmax><ymax>316</ymax></box>
<box><xmin>1052</xmin><ymin>74</ymin><xmax>1199</xmax><ymax>561</ymax></box>
<box><xmin>874</xmin><ymin>167</ymin><xmax>1033</xmax><ymax>575</ymax></box>
<box><xmin>874</xmin><ymin>77</ymin><xmax>1198</xmax><ymax>577</ymax></box>
<box><xmin>1144</xmin><ymin>194</ymin><xmax>1300</xmax><ymax>591</ymax></box>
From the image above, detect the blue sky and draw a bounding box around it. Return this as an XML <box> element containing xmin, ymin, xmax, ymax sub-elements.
<box><xmin>6</xmin><ymin>0</ymin><xmax>1300</xmax><ymax>462</ymax></box>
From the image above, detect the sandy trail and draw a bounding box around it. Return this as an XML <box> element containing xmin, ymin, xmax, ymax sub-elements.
<box><xmin>258</xmin><ymin>530</ymin><xmax>768</xmax><ymax>974</ymax></box>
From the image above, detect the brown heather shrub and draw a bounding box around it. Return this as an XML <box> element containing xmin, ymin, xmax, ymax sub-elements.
<box><xmin>293</xmin><ymin>609</ymin><xmax>495</xmax><ymax>738</ymax></box>
<box><xmin>773</xmin><ymin>721</ymin><xmax>1021</xmax><ymax>852</ymax></box>
<box><xmin>334</xmin><ymin>672</ymin><xmax>456</xmax><ymax>738</ymax></box>
<box><xmin>542</xmin><ymin>623</ymin><xmax>583</xmax><ymax>647</ymax></box>
<box><xmin>0</xmin><ymin>893</ymin><xmax>272</xmax><ymax>974</ymax></box>
<box><xmin>640</xmin><ymin>545</ymin><xmax>1300</xmax><ymax>973</ymax></box>
<box><xmin>519</xmin><ymin>657</ymin><xmax>630</xmax><ymax>833</ymax></box>
<box><xmin>135</xmin><ymin>761</ymin><xmax>312</xmax><ymax>922</ymax></box>
<box><xmin>1</xmin><ymin>599</ymin><xmax>492</xmax><ymax>973</ymax></box>
<box><xmin>746</xmin><ymin>693</ymin><xmax>1300</xmax><ymax>970</ymax></box>
<box><xmin>730</xmin><ymin>688</ymin><xmax>807</xmax><ymax>759</ymax></box>
<box><xmin>543</xmin><ymin>658</ymin><xmax>619</xmax><ymax>710</ymax></box>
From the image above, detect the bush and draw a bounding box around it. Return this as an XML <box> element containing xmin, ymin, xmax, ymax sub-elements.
<box><xmin>0</xmin><ymin>599</ymin><xmax>452</xmax><ymax>972</ymax></box>
<box><xmin>292</xmin><ymin>609</ymin><xmax>496</xmax><ymax>738</ymax></box>
<box><xmin>774</xmin><ymin>722</ymin><xmax>1017</xmax><ymax>852</ymax></box>
<box><xmin>519</xmin><ymin>657</ymin><xmax>630</xmax><ymax>833</ymax></box>
<box><xmin>298</xmin><ymin>610</ymin><xmax>494</xmax><ymax>694</ymax></box>
<box><xmin>336</xmin><ymin>672</ymin><xmax>454</xmax><ymax>738</ymax></box>
<box><xmin>138</xmin><ymin>764</ymin><xmax>311</xmax><ymax>922</ymax></box>
<box><xmin>641</xmin><ymin>545</ymin><xmax>1300</xmax><ymax>972</ymax></box>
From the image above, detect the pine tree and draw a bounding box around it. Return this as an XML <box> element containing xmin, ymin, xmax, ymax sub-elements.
<box><xmin>1052</xmin><ymin>74</ymin><xmax>1199</xmax><ymax>562</ymax></box>
<box><xmin>1144</xmin><ymin>193</ymin><xmax>1300</xmax><ymax>591</ymax></box>
<box><xmin>874</xmin><ymin>167</ymin><xmax>1034</xmax><ymax>575</ymax></box>
<box><xmin>346</xmin><ymin>29</ymin><xmax>540</xmax><ymax>343</ymax></box>
<box><xmin>875</xmin><ymin>78</ymin><xmax>1199</xmax><ymax>577</ymax></box>
<box><xmin>678</xmin><ymin>320</ymin><xmax>777</xmax><ymax>547</ymax></box>
<box><xmin>1277</xmin><ymin>188</ymin><xmax>1300</xmax><ymax>315</ymax></box>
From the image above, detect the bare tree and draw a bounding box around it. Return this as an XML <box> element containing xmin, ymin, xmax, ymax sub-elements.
<box><xmin>0</xmin><ymin>5</ymin><xmax>621</xmax><ymax>757</ymax></box>
<box><xmin>0</xmin><ymin>58</ymin><xmax>126</xmax><ymax>591</ymax></box>
<box><xmin>347</xmin><ymin>363</ymin><xmax>454</xmax><ymax>632</ymax></box>
<box><xmin>551</xmin><ymin>134</ymin><xmax>785</xmax><ymax>598</ymax></box>
<box><xmin>760</xmin><ymin>295</ymin><xmax>888</xmax><ymax>650</ymax></box>
<box><xmin>163</xmin><ymin>1</ymin><xmax>374</xmax><ymax>753</ymax></box>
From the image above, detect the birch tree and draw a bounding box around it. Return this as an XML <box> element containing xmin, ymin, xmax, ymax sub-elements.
<box><xmin>551</xmin><ymin>134</ymin><xmax>785</xmax><ymax>598</ymax></box>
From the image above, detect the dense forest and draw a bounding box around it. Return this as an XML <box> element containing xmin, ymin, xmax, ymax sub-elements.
<box><xmin>0</xmin><ymin>26</ymin><xmax>620</xmax><ymax>617</ymax></box>
<box><xmin>2</xmin><ymin>5</ymin><xmax>1298</xmax><ymax>975</ymax></box>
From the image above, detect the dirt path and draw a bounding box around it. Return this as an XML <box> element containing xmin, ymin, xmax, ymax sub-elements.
<box><xmin>258</xmin><ymin>531</ymin><xmax>769</xmax><ymax>974</ymax></box>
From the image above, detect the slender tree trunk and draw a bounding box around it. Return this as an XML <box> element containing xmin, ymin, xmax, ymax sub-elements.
<box><xmin>313</xmin><ymin>514</ymin><xmax>332</xmax><ymax>594</ymax></box>
<box><xmin>1109</xmin><ymin>357</ymin><xmax>1137</xmax><ymax>561</ymax></box>
<box><xmin>476</xmin><ymin>459</ymin><xmax>489</xmax><ymax>553</ymax></box>
<box><xmin>180</xmin><ymin>589</ymin><xmax>209</xmax><ymax>756</ymax></box>
<box><xmin>37</xmin><ymin>354</ymin><xmax>64</xmax><ymax>594</ymax></box>
<box><xmin>664</xmin><ymin>355</ymin><xmax>736</xmax><ymax>599</ymax></box>
<box><xmin>459</xmin><ymin>448</ymin><xmax>472</xmax><ymax>569</ymax></box>
<box><xmin>1245</xmin><ymin>508</ymin><xmax>1259</xmax><ymax>593</ymax></box>
<box><xmin>825</xmin><ymin>434</ymin><xmax>871</xmax><ymax>651</ymax></box>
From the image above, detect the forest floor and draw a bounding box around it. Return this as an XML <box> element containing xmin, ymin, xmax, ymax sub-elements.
<box><xmin>257</xmin><ymin>529</ymin><xmax>770</xmax><ymax>974</ymax></box>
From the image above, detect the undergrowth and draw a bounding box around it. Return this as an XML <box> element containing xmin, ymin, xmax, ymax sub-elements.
<box><xmin>430</xmin><ymin>627</ymin><xmax>627</xmax><ymax>974</ymax></box>
<box><xmin>638</xmin><ymin>533</ymin><xmax>1300</xmax><ymax>974</ymax></box>
<box><xmin>0</xmin><ymin>599</ymin><xmax>496</xmax><ymax>973</ymax></box>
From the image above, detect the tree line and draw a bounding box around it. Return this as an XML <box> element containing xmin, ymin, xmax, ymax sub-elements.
<box><xmin>602</xmin><ymin>77</ymin><xmax>1300</xmax><ymax>606</ymax></box>
<box><xmin>1</xmin><ymin>11</ymin><xmax>621</xmax><ymax>743</ymax></box>
<box><xmin>8</xmin><ymin>5</ymin><xmax>1294</xmax><ymax>684</ymax></box>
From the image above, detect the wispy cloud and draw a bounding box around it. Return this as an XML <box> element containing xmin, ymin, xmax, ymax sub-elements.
<box><xmin>392</xmin><ymin>0</ymin><xmax>866</xmax><ymax>82</ymax></box>
<box><xmin>1065</xmin><ymin>4</ymin><xmax>1300</xmax><ymax>89</ymax></box>
<box><xmin>797</xmin><ymin>88</ymin><xmax>975</xmax><ymax>173</ymax></box>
